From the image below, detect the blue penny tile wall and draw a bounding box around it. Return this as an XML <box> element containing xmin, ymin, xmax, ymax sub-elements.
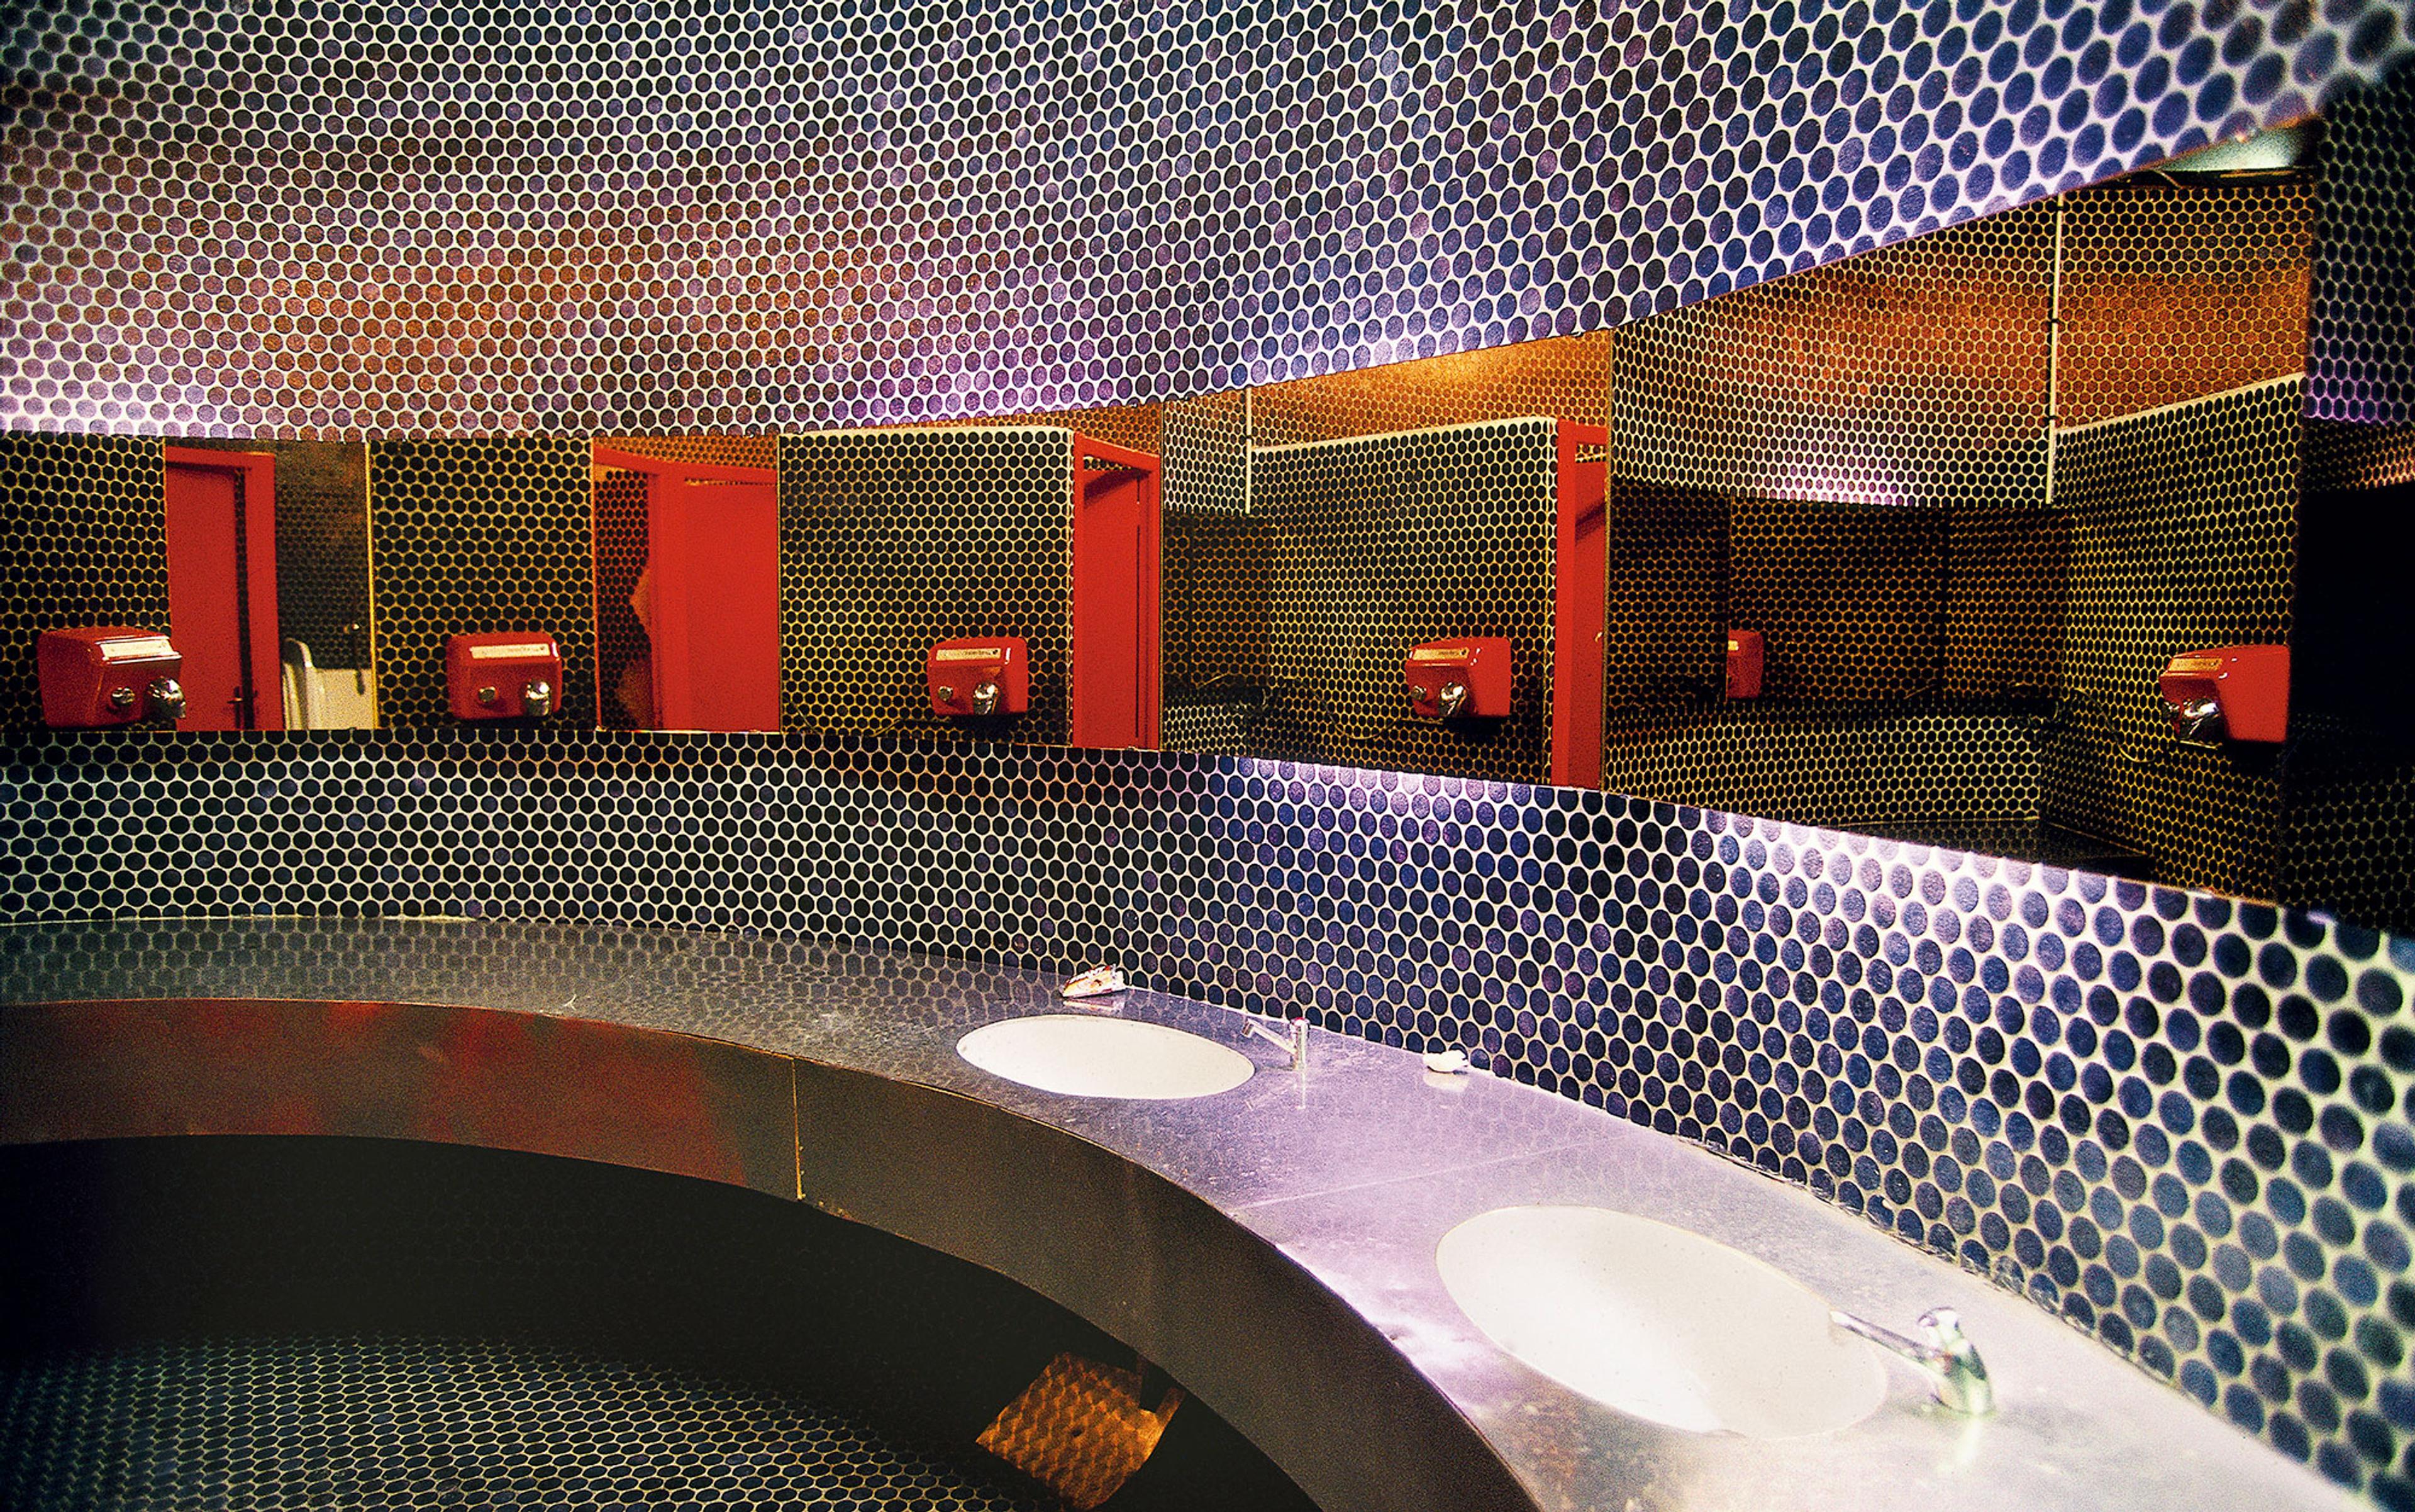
<box><xmin>1191</xmin><ymin>757</ymin><xmax>2415</xmax><ymax>1501</ymax></box>
<box><xmin>3</xmin><ymin>0</ymin><xmax>2407</xmax><ymax>436</ymax></box>
<box><xmin>3</xmin><ymin>728</ymin><xmax>2412</xmax><ymax>1497</ymax></box>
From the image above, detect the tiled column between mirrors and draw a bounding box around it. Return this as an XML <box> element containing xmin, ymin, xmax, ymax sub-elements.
<box><xmin>5</xmin><ymin>0</ymin><xmax>2415</xmax><ymax>1504</ymax></box>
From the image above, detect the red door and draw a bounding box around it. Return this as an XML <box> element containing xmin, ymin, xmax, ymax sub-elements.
<box><xmin>1552</xmin><ymin>423</ymin><xmax>1607</xmax><ymax>789</ymax></box>
<box><xmin>1070</xmin><ymin>436</ymin><xmax>1162</xmax><ymax>750</ymax></box>
<box><xmin>595</xmin><ymin>448</ymin><xmax>782</xmax><ymax>732</ymax></box>
<box><xmin>163</xmin><ymin>447</ymin><xmax>280</xmax><ymax>732</ymax></box>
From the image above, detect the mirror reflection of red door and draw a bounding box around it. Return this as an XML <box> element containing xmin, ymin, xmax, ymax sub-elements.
<box><xmin>1552</xmin><ymin>422</ymin><xmax>1607</xmax><ymax>789</ymax></box>
<box><xmin>594</xmin><ymin>448</ymin><xmax>780</xmax><ymax>733</ymax></box>
<box><xmin>162</xmin><ymin>447</ymin><xmax>281</xmax><ymax>732</ymax></box>
<box><xmin>1070</xmin><ymin>435</ymin><xmax>1162</xmax><ymax>750</ymax></box>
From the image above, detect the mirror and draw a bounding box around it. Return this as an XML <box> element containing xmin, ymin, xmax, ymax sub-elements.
<box><xmin>1141</xmin><ymin>138</ymin><xmax>2373</xmax><ymax>918</ymax></box>
<box><xmin>574</xmin><ymin>131</ymin><xmax>2390</xmax><ymax>920</ymax></box>
<box><xmin>601</xmin><ymin>409</ymin><xmax>1166</xmax><ymax>745</ymax></box>
<box><xmin>167</xmin><ymin>440</ymin><xmax>375</xmax><ymax>730</ymax></box>
<box><xmin>590</xmin><ymin>438</ymin><xmax>782</xmax><ymax>733</ymax></box>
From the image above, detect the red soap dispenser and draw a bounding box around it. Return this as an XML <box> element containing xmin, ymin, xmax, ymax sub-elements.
<box><xmin>1405</xmin><ymin>638</ymin><xmax>1511</xmax><ymax>720</ymax></box>
<box><xmin>928</xmin><ymin>638</ymin><xmax>1030</xmax><ymax>717</ymax></box>
<box><xmin>38</xmin><ymin>628</ymin><xmax>187</xmax><ymax>727</ymax></box>
<box><xmin>2158</xmin><ymin>645</ymin><xmax>2287</xmax><ymax>746</ymax></box>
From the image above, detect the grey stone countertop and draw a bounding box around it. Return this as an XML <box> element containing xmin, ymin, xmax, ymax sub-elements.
<box><xmin>0</xmin><ymin>914</ymin><xmax>2360</xmax><ymax>1512</ymax></box>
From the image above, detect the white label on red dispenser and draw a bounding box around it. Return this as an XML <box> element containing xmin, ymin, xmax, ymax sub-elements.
<box><xmin>933</xmin><ymin>645</ymin><xmax>1008</xmax><ymax>662</ymax></box>
<box><xmin>96</xmin><ymin>636</ymin><xmax>176</xmax><ymax>662</ymax></box>
<box><xmin>469</xmin><ymin>642</ymin><xmax>555</xmax><ymax>660</ymax></box>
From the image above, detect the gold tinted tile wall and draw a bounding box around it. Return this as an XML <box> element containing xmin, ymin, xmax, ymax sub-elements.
<box><xmin>1253</xmin><ymin>418</ymin><xmax>1556</xmax><ymax>782</ymax></box>
<box><xmin>1611</xmin><ymin>208</ymin><xmax>2055</xmax><ymax>512</ymax></box>
<box><xmin>1599</xmin><ymin>710</ymin><xmax>2042</xmax><ymax>835</ymax></box>
<box><xmin>591</xmin><ymin>464</ymin><xmax>650</xmax><ymax>731</ymax></box>
<box><xmin>2057</xmin><ymin>182</ymin><xmax>2317</xmax><ymax>430</ymax></box>
<box><xmin>1160</xmin><ymin>389</ymin><xmax>1263</xmax><ymax>756</ymax></box>
<box><xmin>1945</xmin><ymin>506</ymin><xmax>2069</xmax><ymax>703</ymax></box>
<box><xmin>1728</xmin><ymin>499</ymin><xmax>1945</xmax><ymax>705</ymax></box>
<box><xmin>2041</xmin><ymin>379</ymin><xmax>2302</xmax><ymax>897</ymax></box>
<box><xmin>0</xmin><ymin>435</ymin><xmax>169</xmax><ymax>730</ymax></box>
<box><xmin>1602</xmin><ymin>481</ymin><xmax>1725</xmax><ymax>720</ymax></box>
<box><xmin>777</xmin><ymin>428</ymin><xmax>1073</xmax><ymax>745</ymax></box>
<box><xmin>366</xmin><ymin>438</ymin><xmax>598</xmax><ymax>728</ymax></box>
<box><xmin>1251</xmin><ymin>333</ymin><xmax>1608</xmax><ymax>447</ymax></box>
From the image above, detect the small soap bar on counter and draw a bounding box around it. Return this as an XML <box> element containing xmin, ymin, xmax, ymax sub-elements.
<box><xmin>1060</xmin><ymin>965</ymin><xmax>1128</xmax><ymax>999</ymax></box>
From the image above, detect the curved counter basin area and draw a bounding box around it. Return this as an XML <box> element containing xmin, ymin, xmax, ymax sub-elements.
<box><xmin>0</xmin><ymin>916</ymin><xmax>2361</xmax><ymax>1512</ymax></box>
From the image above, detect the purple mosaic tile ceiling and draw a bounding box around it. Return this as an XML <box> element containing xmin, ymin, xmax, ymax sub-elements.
<box><xmin>3</xmin><ymin>0</ymin><xmax>2407</xmax><ymax>436</ymax></box>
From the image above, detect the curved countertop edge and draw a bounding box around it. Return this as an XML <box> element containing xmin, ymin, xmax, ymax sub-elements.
<box><xmin>0</xmin><ymin>991</ymin><xmax>1534</xmax><ymax>1512</ymax></box>
<box><xmin>0</xmin><ymin>916</ymin><xmax>2366</xmax><ymax>1512</ymax></box>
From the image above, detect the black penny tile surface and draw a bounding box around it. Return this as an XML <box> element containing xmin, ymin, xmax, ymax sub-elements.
<box><xmin>0</xmin><ymin>1333</ymin><xmax>1052</xmax><ymax>1512</ymax></box>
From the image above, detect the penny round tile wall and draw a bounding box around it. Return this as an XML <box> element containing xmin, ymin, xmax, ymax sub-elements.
<box><xmin>3</xmin><ymin>0</ymin><xmax>2408</xmax><ymax>436</ymax></box>
<box><xmin>2043</xmin><ymin>376</ymin><xmax>2302</xmax><ymax>899</ymax></box>
<box><xmin>1253</xmin><ymin>417</ymin><xmax>1560</xmax><ymax>781</ymax></box>
<box><xmin>2</xmin><ymin>725</ymin><xmax>2414</xmax><ymax>1501</ymax></box>
<box><xmin>2308</xmin><ymin>58</ymin><xmax>2415</xmax><ymax>425</ymax></box>
<box><xmin>0</xmin><ymin>1333</ymin><xmax>1052</xmax><ymax>1512</ymax></box>
<box><xmin>777</xmin><ymin>427</ymin><xmax>1075</xmax><ymax>743</ymax></box>
<box><xmin>0</xmin><ymin>435</ymin><xmax>167</xmax><ymax>722</ymax></box>
<box><xmin>367</xmin><ymin>436</ymin><xmax>601</xmax><ymax>728</ymax></box>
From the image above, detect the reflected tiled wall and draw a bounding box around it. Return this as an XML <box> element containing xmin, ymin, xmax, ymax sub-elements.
<box><xmin>1</xmin><ymin>726</ymin><xmax>2412</xmax><ymax>1502</ymax></box>
<box><xmin>777</xmin><ymin>428</ymin><xmax>1075</xmax><ymax>743</ymax></box>
<box><xmin>2060</xmin><ymin>182</ymin><xmax>2316</xmax><ymax>429</ymax></box>
<box><xmin>1253</xmin><ymin>418</ymin><xmax>1559</xmax><ymax>781</ymax></box>
<box><xmin>1613</xmin><ymin>204</ymin><xmax>2053</xmax><ymax>510</ymax></box>
<box><xmin>1160</xmin><ymin>386</ymin><xmax>1262</xmax><ymax>753</ymax></box>
<box><xmin>0</xmin><ymin>435</ymin><xmax>168</xmax><ymax>727</ymax></box>
<box><xmin>365</xmin><ymin>438</ymin><xmax>599</xmax><ymax>728</ymax></box>
<box><xmin>2309</xmin><ymin>62</ymin><xmax>2415</xmax><ymax>425</ymax></box>
<box><xmin>3</xmin><ymin>1</ymin><xmax>2405</xmax><ymax>435</ymax></box>
<box><xmin>2044</xmin><ymin>378</ymin><xmax>2302</xmax><ymax>899</ymax></box>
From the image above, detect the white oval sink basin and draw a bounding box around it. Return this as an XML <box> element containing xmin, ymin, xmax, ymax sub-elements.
<box><xmin>1438</xmin><ymin>1206</ymin><xmax>1887</xmax><ymax>1439</ymax></box>
<box><xmin>956</xmin><ymin>1014</ymin><xmax>1255</xmax><ymax>1100</ymax></box>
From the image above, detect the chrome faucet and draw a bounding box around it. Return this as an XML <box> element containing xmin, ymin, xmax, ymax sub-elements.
<box><xmin>1829</xmin><ymin>1306</ymin><xmax>1994</xmax><ymax>1416</ymax></box>
<box><xmin>1235</xmin><ymin>1009</ymin><xmax>1308</xmax><ymax>1070</ymax></box>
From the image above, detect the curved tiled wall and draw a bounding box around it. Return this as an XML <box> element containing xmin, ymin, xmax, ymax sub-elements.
<box><xmin>6</xmin><ymin>0</ymin><xmax>2415</xmax><ymax>1499</ymax></box>
<box><xmin>2</xmin><ymin>0</ymin><xmax>2407</xmax><ymax>435</ymax></box>
<box><xmin>2</xmin><ymin>726</ymin><xmax>2412</xmax><ymax>1501</ymax></box>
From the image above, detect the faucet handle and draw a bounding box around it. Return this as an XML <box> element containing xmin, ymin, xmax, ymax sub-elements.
<box><xmin>1829</xmin><ymin>1306</ymin><xmax>1995</xmax><ymax>1416</ymax></box>
<box><xmin>1917</xmin><ymin>1308</ymin><xmax>1989</xmax><ymax>1405</ymax></box>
